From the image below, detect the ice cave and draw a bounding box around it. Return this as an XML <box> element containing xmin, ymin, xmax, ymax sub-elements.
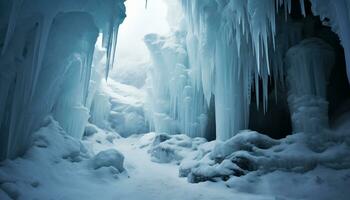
<box><xmin>1</xmin><ymin>0</ymin><xmax>350</xmax><ymax>199</ymax></box>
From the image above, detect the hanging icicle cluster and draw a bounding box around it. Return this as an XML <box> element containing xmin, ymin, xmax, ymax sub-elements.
<box><xmin>179</xmin><ymin>0</ymin><xmax>308</xmax><ymax>140</ymax></box>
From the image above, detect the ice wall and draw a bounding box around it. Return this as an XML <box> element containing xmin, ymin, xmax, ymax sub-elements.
<box><xmin>144</xmin><ymin>32</ymin><xmax>209</xmax><ymax>138</ymax></box>
<box><xmin>179</xmin><ymin>0</ymin><xmax>308</xmax><ymax>140</ymax></box>
<box><xmin>175</xmin><ymin>0</ymin><xmax>350</xmax><ymax>141</ymax></box>
<box><xmin>0</xmin><ymin>0</ymin><xmax>126</xmax><ymax>160</ymax></box>
<box><xmin>309</xmin><ymin>0</ymin><xmax>350</xmax><ymax>84</ymax></box>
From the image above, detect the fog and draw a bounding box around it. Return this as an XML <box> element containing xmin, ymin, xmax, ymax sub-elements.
<box><xmin>115</xmin><ymin>0</ymin><xmax>170</xmax><ymax>68</ymax></box>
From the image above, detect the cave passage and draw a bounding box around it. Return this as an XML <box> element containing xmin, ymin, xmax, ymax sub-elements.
<box><xmin>0</xmin><ymin>0</ymin><xmax>350</xmax><ymax>200</ymax></box>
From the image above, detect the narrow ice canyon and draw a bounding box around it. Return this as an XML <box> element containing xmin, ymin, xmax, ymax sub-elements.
<box><xmin>1</xmin><ymin>0</ymin><xmax>350</xmax><ymax>199</ymax></box>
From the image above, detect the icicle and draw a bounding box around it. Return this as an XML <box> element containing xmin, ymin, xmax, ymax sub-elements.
<box><xmin>110</xmin><ymin>26</ymin><xmax>120</xmax><ymax>71</ymax></box>
<box><xmin>29</xmin><ymin>17</ymin><xmax>53</xmax><ymax>101</ymax></box>
<box><xmin>83</xmin><ymin>48</ymin><xmax>94</xmax><ymax>106</ymax></box>
<box><xmin>299</xmin><ymin>0</ymin><xmax>306</xmax><ymax>17</ymax></box>
<box><xmin>1</xmin><ymin>0</ymin><xmax>24</xmax><ymax>55</ymax></box>
<box><xmin>105</xmin><ymin>20</ymin><xmax>114</xmax><ymax>80</ymax></box>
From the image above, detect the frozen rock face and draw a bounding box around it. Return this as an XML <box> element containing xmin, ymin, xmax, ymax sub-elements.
<box><xmin>0</xmin><ymin>0</ymin><xmax>126</xmax><ymax>160</ymax></box>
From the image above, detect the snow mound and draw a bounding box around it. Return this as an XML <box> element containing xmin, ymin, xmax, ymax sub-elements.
<box><xmin>84</xmin><ymin>123</ymin><xmax>99</xmax><ymax>137</ymax></box>
<box><xmin>180</xmin><ymin>130</ymin><xmax>350</xmax><ymax>183</ymax></box>
<box><xmin>0</xmin><ymin>116</ymin><xmax>126</xmax><ymax>199</ymax></box>
<box><xmin>226</xmin><ymin>166</ymin><xmax>350</xmax><ymax>200</ymax></box>
<box><xmin>91</xmin><ymin>149</ymin><xmax>125</xmax><ymax>173</ymax></box>
<box><xmin>140</xmin><ymin>133</ymin><xmax>207</xmax><ymax>164</ymax></box>
<box><xmin>29</xmin><ymin>116</ymin><xmax>90</xmax><ymax>163</ymax></box>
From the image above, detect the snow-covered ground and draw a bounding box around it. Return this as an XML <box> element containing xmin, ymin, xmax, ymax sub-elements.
<box><xmin>88</xmin><ymin>132</ymin><xmax>273</xmax><ymax>200</ymax></box>
<box><xmin>2</xmin><ymin>121</ymin><xmax>349</xmax><ymax>200</ymax></box>
<box><xmin>0</xmin><ymin>120</ymin><xmax>272</xmax><ymax>200</ymax></box>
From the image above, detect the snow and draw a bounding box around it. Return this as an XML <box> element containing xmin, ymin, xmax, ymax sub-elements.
<box><xmin>226</xmin><ymin>166</ymin><xmax>350</xmax><ymax>200</ymax></box>
<box><xmin>91</xmin><ymin>149</ymin><xmax>125</xmax><ymax>172</ymax></box>
<box><xmin>179</xmin><ymin>129</ymin><xmax>350</xmax><ymax>175</ymax></box>
<box><xmin>146</xmin><ymin>132</ymin><xmax>207</xmax><ymax>164</ymax></box>
<box><xmin>1</xmin><ymin>114</ymin><xmax>349</xmax><ymax>200</ymax></box>
<box><xmin>0</xmin><ymin>117</ymin><xmax>274</xmax><ymax>200</ymax></box>
<box><xmin>106</xmin><ymin>79</ymin><xmax>149</xmax><ymax>137</ymax></box>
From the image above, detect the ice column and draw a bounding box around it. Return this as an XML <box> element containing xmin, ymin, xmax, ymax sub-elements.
<box><xmin>286</xmin><ymin>38</ymin><xmax>335</xmax><ymax>137</ymax></box>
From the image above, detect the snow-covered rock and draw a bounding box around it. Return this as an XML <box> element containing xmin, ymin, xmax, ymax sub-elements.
<box><xmin>179</xmin><ymin>130</ymin><xmax>350</xmax><ymax>183</ymax></box>
<box><xmin>106</xmin><ymin>79</ymin><xmax>149</xmax><ymax>137</ymax></box>
<box><xmin>84</xmin><ymin>123</ymin><xmax>99</xmax><ymax>137</ymax></box>
<box><xmin>91</xmin><ymin>149</ymin><xmax>125</xmax><ymax>173</ymax></box>
<box><xmin>140</xmin><ymin>132</ymin><xmax>207</xmax><ymax>164</ymax></box>
<box><xmin>0</xmin><ymin>117</ymin><xmax>126</xmax><ymax>199</ymax></box>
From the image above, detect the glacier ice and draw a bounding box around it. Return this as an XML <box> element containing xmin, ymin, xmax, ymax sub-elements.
<box><xmin>144</xmin><ymin>32</ymin><xmax>209</xmax><ymax>138</ymax></box>
<box><xmin>144</xmin><ymin>0</ymin><xmax>307</xmax><ymax>140</ymax></box>
<box><xmin>0</xmin><ymin>0</ymin><xmax>126</xmax><ymax>160</ymax></box>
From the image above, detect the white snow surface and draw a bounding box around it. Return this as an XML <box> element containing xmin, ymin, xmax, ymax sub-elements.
<box><xmin>1</xmin><ymin>117</ymin><xmax>349</xmax><ymax>200</ymax></box>
<box><xmin>0</xmin><ymin>117</ymin><xmax>271</xmax><ymax>200</ymax></box>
